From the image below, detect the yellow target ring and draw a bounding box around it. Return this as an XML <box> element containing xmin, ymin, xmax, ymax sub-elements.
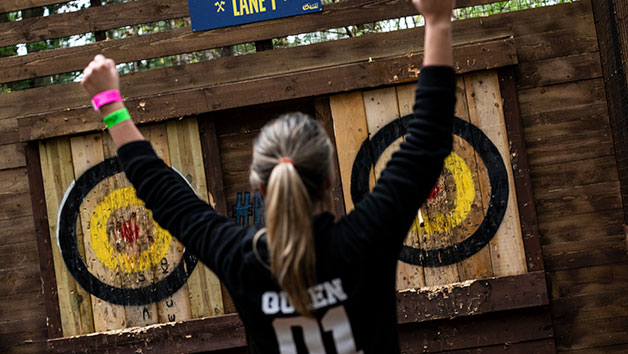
<box><xmin>90</xmin><ymin>187</ymin><xmax>172</xmax><ymax>274</ymax></box>
<box><xmin>421</xmin><ymin>152</ymin><xmax>475</xmax><ymax>234</ymax></box>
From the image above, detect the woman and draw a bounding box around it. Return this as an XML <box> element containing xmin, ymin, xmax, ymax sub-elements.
<box><xmin>81</xmin><ymin>0</ymin><xmax>455</xmax><ymax>352</ymax></box>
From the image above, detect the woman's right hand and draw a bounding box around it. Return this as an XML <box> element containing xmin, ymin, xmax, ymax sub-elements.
<box><xmin>413</xmin><ymin>0</ymin><xmax>455</xmax><ymax>25</ymax></box>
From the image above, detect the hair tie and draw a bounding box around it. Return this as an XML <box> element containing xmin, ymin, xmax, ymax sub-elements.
<box><xmin>278</xmin><ymin>157</ymin><xmax>294</xmax><ymax>166</ymax></box>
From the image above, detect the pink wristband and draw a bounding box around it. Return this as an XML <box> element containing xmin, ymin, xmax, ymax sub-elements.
<box><xmin>92</xmin><ymin>90</ymin><xmax>122</xmax><ymax>111</ymax></box>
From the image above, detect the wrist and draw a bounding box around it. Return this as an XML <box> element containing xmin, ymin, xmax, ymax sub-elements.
<box><xmin>425</xmin><ymin>17</ymin><xmax>452</xmax><ymax>29</ymax></box>
<box><xmin>99</xmin><ymin>101</ymin><xmax>126</xmax><ymax>118</ymax></box>
<box><xmin>91</xmin><ymin>89</ymin><xmax>123</xmax><ymax>111</ymax></box>
<box><xmin>103</xmin><ymin>107</ymin><xmax>131</xmax><ymax>129</ymax></box>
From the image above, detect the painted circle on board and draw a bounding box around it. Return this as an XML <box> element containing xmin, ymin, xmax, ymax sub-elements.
<box><xmin>90</xmin><ymin>187</ymin><xmax>172</xmax><ymax>274</ymax></box>
<box><xmin>350</xmin><ymin>115</ymin><xmax>509</xmax><ymax>267</ymax></box>
<box><xmin>57</xmin><ymin>157</ymin><xmax>197</xmax><ymax>306</ymax></box>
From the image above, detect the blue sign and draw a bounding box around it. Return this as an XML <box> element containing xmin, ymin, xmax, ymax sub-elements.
<box><xmin>188</xmin><ymin>0</ymin><xmax>323</xmax><ymax>32</ymax></box>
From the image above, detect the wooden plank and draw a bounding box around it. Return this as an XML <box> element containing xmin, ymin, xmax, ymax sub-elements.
<box><xmin>21</xmin><ymin>143</ymin><xmax>63</xmax><ymax>338</ymax></box>
<box><xmin>0</xmin><ymin>142</ymin><xmax>26</xmax><ymax>169</ymax></box>
<box><xmin>198</xmin><ymin>117</ymin><xmax>238</xmax><ymax>315</ymax></box>
<box><xmin>37</xmin><ymin>138</ymin><xmax>93</xmax><ymax>337</ymax></box>
<box><xmin>362</xmin><ymin>86</ymin><xmax>433</xmax><ymax>288</ymax></box>
<box><xmin>0</xmin><ymin>215</ymin><xmax>35</xmax><ymax>245</ymax></box>
<box><xmin>68</xmin><ymin>134</ymin><xmax>120</xmax><ymax>332</ymax></box>
<box><xmin>314</xmin><ymin>98</ymin><xmax>347</xmax><ymax>219</ymax></box>
<box><xmin>397</xmin><ymin>271</ymin><xmax>548</xmax><ymax>324</ymax></box>
<box><xmin>0</xmin><ymin>0</ymin><xmax>506</xmax><ymax>62</ymax></box>
<box><xmin>562</xmin><ymin>344</ymin><xmax>628</xmax><ymax>354</ymax></box>
<box><xmin>102</xmin><ymin>131</ymin><xmax>160</xmax><ymax>328</ymax></box>
<box><xmin>464</xmin><ymin>71</ymin><xmax>526</xmax><ymax>277</ymax></box>
<box><xmin>393</xmin><ymin>84</ymin><xmax>427</xmax><ymax>289</ymax></box>
<box><xmin>534</xmin><ymin>181</ymin><xmax>622</xmax><ymax>218</ymax></box>
<box><xmin>0</xmin><ymin>0</ymin><xmax>586</xmax><ymax>85</ymax></box>
<box><xmin>17</xmin><ymin>37</ymin><xmax>518</xmax><ymax>140</ymax></box>
<box><xmin>198</xmin><ymin>119</ymin><xmax>228</xmax><ymax>215</ymax></box>
<box><xmin>329</xmin><ymin>91</ymin><xmax>372</xmax><ymax>212</ymax></box>
<box><xmin>0</xmin><ymin>0</ymin><xmax>69</xmax><ymax>13</ymax></box>
<box><xmin>531</xmin><ymin>156</ymin><xmax>620</xmax><ymax>192</ymax></box>
<box><xmin>525</xmin><ymin>127</ymin><xmax>615</xmax><ymax>167</ymax></box>
<box><xmin>0</xmin><ymin>24</ymin><xmax>512</xmax><ymax>123</ymax></box>
<box><xmin>549</xmin><ymin>263</ymin><xmax>628</xmax><ymax>299</ymax></box>
<box><xmin>438</xmin><ymin>339</ymin><xmax>556</xmax><ymax>354</ymax></box>
<box><xmin>451</xmin><ymin>76</ymin><xmax>495</xmax><ymax>281</ymax></box>
<box><xmin>47</xmin><ymin>272</ymin><xmax>550</xmax><ymax>353</ymax></box>
<box><xmin>48</xmin><ymin>314</ymin><xmax>248</xmax><ymax>354</ymax></box>
<box><xmin>0</xmin><ymin>117</ymin><xmax>18</xmax><ymax>144</ymax></box>
<box><xmin>551</xmin><ymin>288</ymin><xmax>628</xmax><ymax>324</ymax></box>
<box><xmin>518</xmin><ymin>78</ymin><xmax>606</xmax><ymax>118</ymax></box>
<box><xmin>542</xmin><ymin>236</ymin><xmax>627</xmax><ymax>271</ymax></box>
<box><xmin>0</xmin><ymin>319</ymin><xmax>48</xmax><ymax>354</ymax></box>
<box><xmin>0</xmin><ymin>191</ymin><xmax>32</xmax><ymax>221</ymax></box>
<box><xmin>498</xmin><ymin>67</ymin><xmax>544</xmax><ymax>272</ymax></box>
<box><xmin>0</xmin><ymin>167</ymin><xmax>28</xmax><ymax>194</ymax></box>
<box><xmin>554</xmin><ymin>316</ymin><xmax>628</xmax><ymax>351</ymax></box>
<box><xmin>0</xmin><ymin>0</ymin><xmax>189</xmax><ymax>47</ymax></box>
<box><xmin>120</xmin><ymin>125</ymin><xmax>165</xmax><ymax>326</ymax></box>
<box><xmin>516</xmin><ymin>52</ymin><xmax>603</xmax><ymax>89</ymax></box>
<box><xmin>0</xmin><ymin>265</ymin><xmax>40</xmax><ymax>297</ymax></box>
<box><xmin>0</xmin><ymin>241</ymin><xmax>39</xmax><ymax>270</ymax></box>
<box><xmin>399</xmin><ymin>307</ymin><xmax>554</xmax><ymax>353</ymax></box>
<box><xmin>0</xmin><ymin>316</ymin><xmax>47</xmax><ymax>337</ymax></box>
<box><xmin>537</xmin><ymin>208</ymin><xmax>625</xmax><ymax>245</ymax></box>
<box><xmin>513</xmin><ymin>19</ymin><xmax>598</xmax><ymax>64</ymax></box>
<box><xmin>0</xmin><ymin>291</ymin><xmax>44</xmax><ymax>321</ymax></box>
<box><xmin>523</xmin><ymin>102</ymin><xmax>610</xmax><ymax>145</ymax></box>
<box><xmin>165</xmin><ymin>117</ymin><xmax>224</xmax><ymax>320</ymax></box>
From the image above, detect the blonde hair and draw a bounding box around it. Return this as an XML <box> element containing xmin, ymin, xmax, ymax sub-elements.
<box><xmin>250</xmin><ymin>112</ymin><xmax>333</xmax><ymax>316</ymax></box>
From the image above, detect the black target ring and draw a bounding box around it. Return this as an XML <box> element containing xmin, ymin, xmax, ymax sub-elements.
<box><xmin>350</xmin><ymin>115</ymin><xmax>509</xmax><ymax>267</ymax></box>
<box><xmin>57</xmin><ymin>157</ymin><xmax>197</xmax><ymax>306</ymax></box>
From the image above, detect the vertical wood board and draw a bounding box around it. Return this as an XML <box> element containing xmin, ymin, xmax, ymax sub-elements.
<box><xmin>38</xmin><ymin>118</ymin><xmax>227</xmax><ymax>337</ymax></box>
<box><xmin>39</xmin><ymin>138</ymin><xmax>95</xmax><ymax>336</ymax></box>
<box><xmin>330</xmin><ymin>71</ymin><xmax>527</xmax><ymax>288</ymax></box>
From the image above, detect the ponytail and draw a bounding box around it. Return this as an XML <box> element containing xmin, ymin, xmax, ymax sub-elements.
<box><xmin>266</xmin><ymin>161</ymin><xmax>316</xmax><ymax>316</ymax></box>
<box><xmin>250</xmin><ymin>113</ymin><xmax>334</xmax><ymax>316</ymax></box>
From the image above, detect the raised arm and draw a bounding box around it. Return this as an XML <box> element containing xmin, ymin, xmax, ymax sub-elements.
<box><xmin>80</xmin><ymin>56</ymin><xmax>246</xmax><ymax>276</ymax></box>
<box><xmin>338</xmin><ymin>0</ymin><xmax>456</xmax><ymax>253</ymax></box>
<box><xmin>81</xmin><ymin>54</ymin><xmax>145</xmax><ymax>148</ymax></box>
<box><xmin>417</xmin><ymin>0</ymin><xmax>454</xmax><ymax>67</ymax></box>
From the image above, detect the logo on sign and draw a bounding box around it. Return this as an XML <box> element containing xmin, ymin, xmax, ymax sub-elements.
<box><xmin>188</xmin><ymin>0</ymin><xmax>323</xmax><ymax>32</ymax></box>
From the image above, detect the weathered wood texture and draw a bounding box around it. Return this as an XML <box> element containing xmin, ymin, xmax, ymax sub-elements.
<box><xmin>515</xmin><ymin>0</ymin><xmax>628</xmax><ymax>352</ymax></box>
<box><xmin>30</xmin><ymin>119</ymin><xmax>227</xmax><ymax>341</ymax></box>
<box><xmin>13</xmin><ymin>36</ymin><xmax>517</xmax><ymax>142</ymax></box>
<box><xmin>0</xmin><ymin>0</ymin><xmax>70</xmax><ymax>13</ymax></box>
<box><xmin>4</xmin><ymin>0</ymin><xmax>628</xmax><ymax>353</ymax></box>
<box><xmin>0</xmin><ymin>0</ymin><xmax>595</xmax><ymax>144</ymax></box>
<box><xmin>47</xmin><ymin>272</ymin><xmax>548</xmax><ymax>353</ymax></box>
<box><xmin>591</xmin><ymin>0</ymin><xmax>628</xmax><ymax>227</ymax></box>
<box><xmin>0</xmin><ymin>147</ymin><xmax>48</xmax><ymax>354</ymax></box>
<box><xmin>0</xmin><ymin>0</ymin><xmax>501</xmax><ymax>80</ymax></box>
<box><xmin>0</xmin><ymin>141</ymin><xmax>47</xmax><ymax>353</ymax></box>
<box><xmin>330</xmin><ymin>71</ymin><xmax>527</xmax><ymax>289</ymax></box>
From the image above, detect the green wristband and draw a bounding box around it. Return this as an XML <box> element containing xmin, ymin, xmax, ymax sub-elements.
<box><xmin>103</xmin><ymin>108</ymin><xmax>131</xmax><ymax>129</ymax></box>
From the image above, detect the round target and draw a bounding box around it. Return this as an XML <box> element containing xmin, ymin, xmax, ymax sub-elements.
<box><xmin>57</xmin><ymin>157</ymin><xmax>197</xmax><ymax>306</ymax></box>
<box><xmin>351</xmin><ymin>115</ymin><xmax>509</xmax><ymax>267</ymax></box>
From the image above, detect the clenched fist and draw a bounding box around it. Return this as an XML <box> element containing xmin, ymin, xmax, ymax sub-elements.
<box><xmin>413</xmin><ymin>0</ymin><xmax>455</xmax><ymax>25</ymax></box>
<box><xmin>81</xmin><ymin>54</ymin><xmax>120</xmax><ymax>98</ymax></box>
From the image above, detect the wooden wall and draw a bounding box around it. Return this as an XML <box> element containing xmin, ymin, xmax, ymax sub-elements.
<box><xmin>513</xmin><ymin>1</ymin><xmax>628</xmax><ymax>352</ymax></box>
<box><xmin>1</xmin><ymin>0</ymin><xmax>628</xmax><ymax>353</ymax></box>
<box><xmin>0</xmin><ymin>142</ymin><xmax>46</xmax><ymax>353</ymax></box>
